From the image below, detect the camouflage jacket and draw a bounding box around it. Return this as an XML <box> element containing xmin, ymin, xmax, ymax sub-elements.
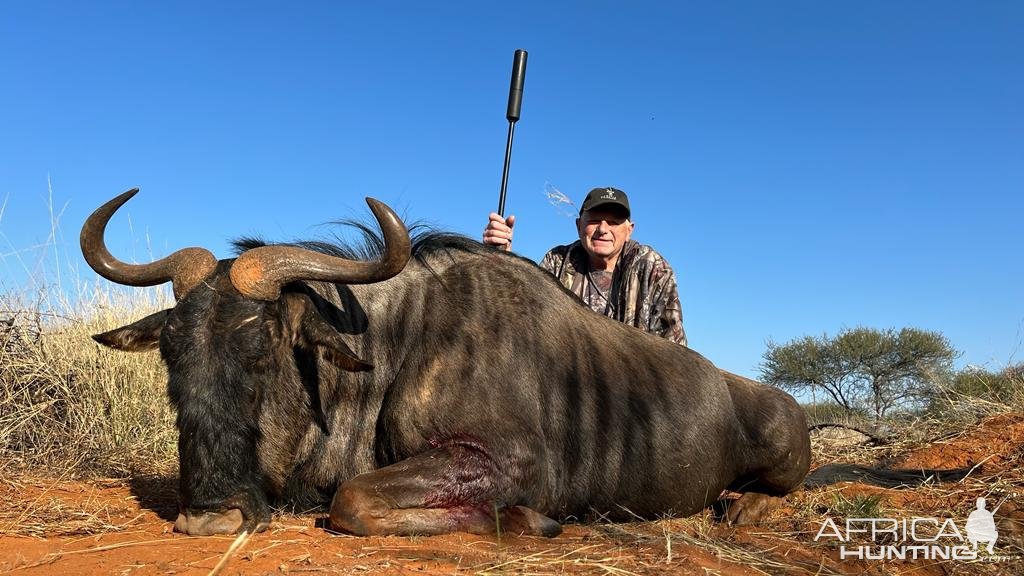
<box><xmin>539</xmin><ymin>240</ymin><xmax>687</xmax><ymax>346</ymax></box>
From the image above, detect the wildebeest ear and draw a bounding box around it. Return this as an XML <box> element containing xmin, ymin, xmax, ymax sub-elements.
<box><xmin>304</xmin><ymin>320</ymin><xmax>374</xmax><ymax>372</ymax></box>
<box><xmin>282</xmin><ymin>293</ymin><xmax>373</xmax><ymax>372</ymax></box>
<box><xmin>92</xmin><ymin>309</ymin><xmax>170</xmax><ymax>351</ymax></box>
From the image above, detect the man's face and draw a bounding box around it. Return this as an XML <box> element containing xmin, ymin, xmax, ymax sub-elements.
<box><xmin>576</xmin><ymin>207</ymin><xmax>634</xmax><ymax>265</ymax></box>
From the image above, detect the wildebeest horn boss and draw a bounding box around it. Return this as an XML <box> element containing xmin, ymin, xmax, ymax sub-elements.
<box><xmin>80</xmin><ymin>189</ymin><xmax>218</xmax><ymax>300</ymax></box>
<box><xmin>83</xmin><ymin>189</ymin><xmax>815</xmax><ymax>537</ymax></box>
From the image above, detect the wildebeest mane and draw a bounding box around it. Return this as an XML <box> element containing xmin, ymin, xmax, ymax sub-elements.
<box><xmin>233</xmin><ymin>219</ymin><xmax>490</xmax><ymax>267</ymax></box>
<box><xmin>234</xmin><ymin>218</ymin><xmax>589</xmax><ymax>307</ymax></box>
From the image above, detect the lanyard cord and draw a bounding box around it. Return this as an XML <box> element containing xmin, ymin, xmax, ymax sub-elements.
<box><xmin>585</xmin><ymin>266</ymin><xmax>615</xmax><ymax>316</ymax></box>
<box><xmin>556</xmin><ymin>243</ymin><xmax>616</xmax><ymax>316</ymax></box>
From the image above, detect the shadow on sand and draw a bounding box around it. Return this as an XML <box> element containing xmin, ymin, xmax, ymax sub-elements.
<box><xmin>128</xmin><ymin>475</ymin><xmax>178</xmax><ymax>522</ymax></box>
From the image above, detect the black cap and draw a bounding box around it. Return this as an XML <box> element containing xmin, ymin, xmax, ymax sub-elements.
<box><xmin>579</xmin><ymin>187</ymin><xmax>630</xmax><ymax>219</ymax></box>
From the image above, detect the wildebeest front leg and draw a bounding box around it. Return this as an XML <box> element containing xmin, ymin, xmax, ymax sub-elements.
<box><xmin>329</xmin><ymin>445</ymin><xmax>561</xmax><ymax>537</ymax></box>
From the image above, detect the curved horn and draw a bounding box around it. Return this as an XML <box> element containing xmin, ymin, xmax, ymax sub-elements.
<box><xmin>80</xmin><ymin>188</ymin><xmax>218</xmax><ymax>300</ymax></box>
<box><xmin>230</xmin><ymin>198</ymin><xmax>411</xmax><ymax>301</ymax></box>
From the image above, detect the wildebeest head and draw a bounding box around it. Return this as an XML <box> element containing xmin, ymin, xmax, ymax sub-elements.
<box><xmin>81</xmin><ymin>189</ymin><xmax>411</xmax><ymax>535</ymax></box>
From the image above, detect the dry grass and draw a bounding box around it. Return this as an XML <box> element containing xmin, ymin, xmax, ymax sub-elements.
<box><xmin>0</xmin><ymin>477</ymin><xmax>142</xmax><ymax>537</ymax></box>
<box><xmin>0</xmin><ymin>285</ymin><xmax>177</xmax><ymax>478</ymax></box>
<box><xmin>1</xmin><ymin>183</ymin><xmax>178</xmax><ymax>478</ymax></box>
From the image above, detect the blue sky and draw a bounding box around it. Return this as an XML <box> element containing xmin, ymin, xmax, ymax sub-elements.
<box><xmin>2</xmin><ymin>1</ymin><xmax>1021</xmax><ymax>378</ymax></box>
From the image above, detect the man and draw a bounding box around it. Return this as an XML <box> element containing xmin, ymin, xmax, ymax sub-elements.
<box><xmin>483</xmin><ymin>186</ymin><xmax>686</xmax><ymax>345</ymax></box>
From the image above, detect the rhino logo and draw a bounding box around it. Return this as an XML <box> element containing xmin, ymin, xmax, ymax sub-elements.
<box><xmin>966</xmin><ymin>497</ymin><xmax>998</xmax><ymax>554</ymax></box>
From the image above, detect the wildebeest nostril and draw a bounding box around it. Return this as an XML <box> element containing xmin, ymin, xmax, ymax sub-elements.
<box><xmin>174</xmin><ymin>508</ymin><xmax>245</xmax><ymax>535</ymax></box>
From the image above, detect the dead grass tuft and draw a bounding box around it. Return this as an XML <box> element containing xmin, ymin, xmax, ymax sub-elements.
<box><xmin>0</xmin><ymin>286</ymin><xmax>177</xmax><ymax>479</ymax></box>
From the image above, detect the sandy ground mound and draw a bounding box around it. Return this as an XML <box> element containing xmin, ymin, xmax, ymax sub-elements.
<box><xmin>1</xmin><ymin>413</ymin><xmax>1022</xmax><ymax>575</ymax></box>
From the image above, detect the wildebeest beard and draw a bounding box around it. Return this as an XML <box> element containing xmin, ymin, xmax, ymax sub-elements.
<box><xmin>84</xmin><ymin>189</ymin><xmax>819</xmax><ymax>537</ymax></box>
<box><xmin>160</xmin><ymin>263</ymin><xmax>275</xmax><ymax>532</ymax></box>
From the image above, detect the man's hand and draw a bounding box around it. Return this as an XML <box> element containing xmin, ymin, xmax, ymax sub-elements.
<box><xmin>482</xmin><ymin>213</ymin><xmax>515</xmax><ymax>251</ymax></box>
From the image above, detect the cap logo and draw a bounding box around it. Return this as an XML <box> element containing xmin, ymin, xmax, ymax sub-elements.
<box><xmin>600</xmin><ymin>188</ymin><xmax>617</xmax><ymax>200</ymax></box>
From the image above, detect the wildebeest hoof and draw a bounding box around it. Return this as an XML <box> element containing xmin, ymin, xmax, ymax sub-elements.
<box><xmin>175</xmin><ymin>508</ymin><xmax>252</xmax><ymax>535</ymax></box>
<box><xmin>725</xmin><ymin>493</ymin><xmax>782</xmax><ymax>526</ymax></box>
<box><xmin>502</xmin><ymin>506</ymin><xmax>562</xmax><ymax>538</ymax></box>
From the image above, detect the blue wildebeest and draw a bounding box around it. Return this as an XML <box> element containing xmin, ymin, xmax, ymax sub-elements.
<box><xmin>82</xmin><ymin>189</ymin><xmax>812</xmax><ymax>537</ymax></box>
